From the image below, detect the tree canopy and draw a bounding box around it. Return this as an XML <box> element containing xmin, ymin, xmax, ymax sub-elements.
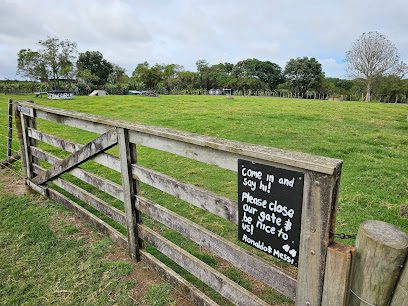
<box><xmin>132</xmin><ymin>62</ymin><xmax>163</xmax><ymax>90</ymax></box>
<box><xmin>76</xmin><ymin>51</ymin><xmax>113</xmax><ymax>87</ymax></box>
<box><xmin>284</xmin><ymin>57</ymin><xmax>324</xmax><ymax>96</ymax></box>
<box><xmin>232</xmin><ymin>58</ymin><xmax>284</xmax><ymax>90</ymax></box>
<box><xmin>17</xmin><ymin>37</ymin><xmax>77</xmax><ymax>87</ymax></box>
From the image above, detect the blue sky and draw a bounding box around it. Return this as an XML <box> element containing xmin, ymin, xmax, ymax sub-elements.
<box><xmin>1</xmin><ymin>0</ymin><xmax>407</xmax><ymax>79</ymax></box>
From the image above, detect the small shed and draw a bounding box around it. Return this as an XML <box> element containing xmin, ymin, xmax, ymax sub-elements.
<box><xmin>89</xmin><ymin>90</ymin><xmax>108</xmax><ymax>96</ymax></box>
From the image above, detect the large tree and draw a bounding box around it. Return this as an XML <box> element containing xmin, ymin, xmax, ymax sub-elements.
<box><xmin>232</xmin><ymin>59</ymin><xmax>284</xmax><ymax>90</ymax></box>
<box><xmin>76</xmin><ymin>51</ymin><xmax>113</xmax><ymax>87</ymax></box>
<box><xmin>17</xmin><ymin>37</ymin><xmax>77</xmax><ymax>87</ymax></box>
<box><xmin>208</xmin><ymin>63</ymin><xmax>234</xmax><ymax>88</ymax></box>
<box><xmin>132</xmin><ymin>62</ymin><xmax>163</xmax><ymax>90</ymax></box>
<box><xmin>345</xmin><ymin>32</ymin><xmax>404</xmax><ymax>101</ymax></box>
<box><xmin>284</xmin><ymin>57</ymin><xmax>324</xmax><ymax>96</ymax></box>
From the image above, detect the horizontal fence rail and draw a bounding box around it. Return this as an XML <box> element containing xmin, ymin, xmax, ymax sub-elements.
<box><xmin>14</xmin><ymin>101</ymin><xmax>344</xmax><ymax>305</ymax></box>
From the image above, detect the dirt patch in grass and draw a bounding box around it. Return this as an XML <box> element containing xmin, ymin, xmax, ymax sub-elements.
<box><xmin>0</xmin><ymin>168</ymin><xmax>27</xmax><ymax>196</ymax></box>
<box><xmin>103</xmin><ymin>238</ymin><xmax>193</xmax><ymax>305</ymax></box>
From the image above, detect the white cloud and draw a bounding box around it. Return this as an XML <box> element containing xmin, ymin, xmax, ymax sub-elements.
<box><xmin>319</xmin><ymin>58</ymin><xmax>346</xmax><ymax>79</ymax></box>
<box><xmin>0</xmin><ymin>0</ymin><xmax>407</xmax><ymax>79</ymax></box>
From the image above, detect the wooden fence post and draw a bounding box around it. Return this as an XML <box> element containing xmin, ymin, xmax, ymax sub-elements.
<box><xmin>349</xmin><ymin>220</ymin><xmax>408</xmax><ymax>306</ymax></box>
<box><xmin>322</xmin><ymin>242</ymin><xmax>354</xmax><ymax>305</ymax></box>
<box><xmin>27</xmin><ymin>101</ymin><xmax>38</xmax><ymax>165</ymax></box>
<box><xmin>295</xmin><ymin>169</ymin><xmax>342</xmax><ymax>305</ymax></box>
<box><xmin>14</xmin><ymin>104</ymin><xmax>28</xmax><ymax>178</ymax></box>
<box><xmin>390</xmin><ymin>256</ymin><xmax>408</xmax><ymax>305</ymax></box>
<box><xmin>20</xmin><ymin>111</ymin><xmax>34</xmax><ymax>179</ymax></box>
<box><xmin>118</xmin><ymin>128</ymin><xmax>141</xmax><ymax>261</ymax></box>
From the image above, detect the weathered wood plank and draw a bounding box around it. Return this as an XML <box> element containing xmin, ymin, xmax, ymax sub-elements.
<box><xmin>47</xmin><ymin>187</ymin><xmax>128</xmax><ymax>248</ymax></box>
<box><xmin>349</xmin><ymin>220</ymin><xmax>408</xmax><ymax>306</ymax></box>
<box><xmin>13</xmin><ymin>104</ymin><xmax>28</xmax><ymax>178</ymax></box>
<box><xmin>21</xmin><ymin>102</ymin><xmax>342</xmax><ymax>174</ymax></box>
<box><xmin>390</xmin><ymin>256</ymin><xmax>408</xmax><ymax>305</ymax></box>
<box><xmin>138</xmin><ymin>225</ymin><xmax>269</xmax><ymax>306</ymax></box>
<box><xmin>136</xmin><ymin>196</ymin><xmax>296</xmax><ymax>299</ymax></box>
<box><xmin>26</xmin><ymin>102</ymin><xmax>38</xmax><ymax>166</ymax></box>
<box><xmin>20</xmin><ymin>112</ymin><xmax>34</xmax><ymax>179</ymax></box>
<box><xmin>296</xmin><ymin>170</ymin><xmax>342</xmax><ymax>305</ymax></box>
<box><xmin>30</xmin><ymin>146</ymin><xmax>123</xmax><ymax>201</ymax></box>
<box><xmin>118</xmin><ymin>128</ymin><xmax>141</xmax><ymax>261</ymax></box>
<box><xmin>53</xmin><ymin>176</ymin><xmax>127</xmax><ymax>227</ymax></box>
<box><xmin>322</xmin><ymin>242</ymin><xmax>354</xmax><ymax>306</ymax></box>
<box><xmin>33</xmin><ymin>163</ymin><xmax>126</xmax><ymax>226</ymax></box>
<box><xmin>67</xmin><ymin>166</ymin><xmax>123</xmax><ymax>201</ymax></box>
<box><xmin>140</xmin><ymin>251</ymin><xmax>218</xmax><ymax>306</ymax></box>
<box><xmin>28</xmin><ymin>128</ymin><xmax>121</xmax><ymax>172</ymax></box>
<box><xmin>17</xmin><ymin>105</ymin><xmax>34</xmax><ymax>117</ymax></box>
<box><xmin>29</xmin><ymin>129</ymin><xmax>238</xmax><ymax>223</ymax></box>
<box><xmin>26</xmin><ymin>179</ymin><xmax>48</xmax><ymax>196</ymax></box>
<box><xmin>29</xmin><ymin>127</ymin><xmax>80</xmax><ymax>153</ymax></box>
<box><xmin>32</xmin><ymin>128</ymin><xmax>118</xmax><ymax>185</ymax></box>
<box><xmin>132</xmin><ymin>164</ymin><xmax>238</xmax><ymax>223</ymax></box>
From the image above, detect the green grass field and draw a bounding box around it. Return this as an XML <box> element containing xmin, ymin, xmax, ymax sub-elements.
<box><xmin>1</xmin><ymin>94</ymin><xmax>407</xmax><ymax>304</ymax></box>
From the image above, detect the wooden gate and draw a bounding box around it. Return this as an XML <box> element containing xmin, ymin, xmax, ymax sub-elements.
<box><xmin>14</xmin><ymin>100</ymin><xmax>350</xmax><ymax>305</ymax></box>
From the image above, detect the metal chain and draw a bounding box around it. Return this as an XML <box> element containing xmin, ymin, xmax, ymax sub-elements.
<box><xmin>334</xmin><ymin>233</ymin><xmax>357</xmax><ymax>240</ymax></box>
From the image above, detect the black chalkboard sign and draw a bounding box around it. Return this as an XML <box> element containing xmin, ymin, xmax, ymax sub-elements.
<box><xmin>238</xmin><ymin>159</ymin><xmax>304</xmax><ymax>266</ymax></box>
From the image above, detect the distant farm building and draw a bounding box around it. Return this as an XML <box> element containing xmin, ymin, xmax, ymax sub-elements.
<box><xmin>89</xmin><ymin>90</ymin><xmax>108</xmax><ymax>96</ymax></box>
<box><xmin>223</xmin><ymin>88</ymin><xmax>232</xmax><ymax>95</ymax></box>
<box><xmin>209</xmin><ymin>88</ymin><xmax>224</xmax><ymax>95</ymax></box>
<box><xmin>47</xmin><ymin>90</ymin><xmax>73</xmax><ymax>100</ymax></box>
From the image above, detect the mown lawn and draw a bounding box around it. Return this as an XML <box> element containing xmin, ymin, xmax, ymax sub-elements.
<box><xmin>1</xmin><ymin>94</ymin><xmax>407</xmax><ymax>304</ymax></box>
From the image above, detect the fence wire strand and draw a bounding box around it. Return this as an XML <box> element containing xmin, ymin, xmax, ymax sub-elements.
<box><xmin>0</xmin><ymin>109</ymin><xmax>23</xmax><ymax>178</ymax></box>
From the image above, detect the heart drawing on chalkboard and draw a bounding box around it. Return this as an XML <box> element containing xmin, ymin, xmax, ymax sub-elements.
<box><xmin>282</xmin><ymin>244</ymin><xmax>290</xmax><ymax>252</ymax></box>
<box><xmin>289</xmin><ymin>249</ymin><xmax>297</xmax><ymax>257</ymax></box>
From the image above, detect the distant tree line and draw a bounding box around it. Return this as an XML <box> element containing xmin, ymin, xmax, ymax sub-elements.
<box><xmin>3</xmin><ymin>34</ymin><xmax>407</xmax><ymax>103</ymax></box>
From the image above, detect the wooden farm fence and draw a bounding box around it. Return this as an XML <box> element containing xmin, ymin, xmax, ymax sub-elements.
<box><xmin>11</xmin><ymin>100</ymin><xmax>408</xmax><ymax>305</ymax></box>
